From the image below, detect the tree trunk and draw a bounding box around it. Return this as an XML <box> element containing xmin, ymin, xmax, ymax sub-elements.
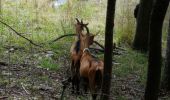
<box><xmin>162</xmin><ymin>19</ymin><xmax>170</xmax><ymax>91</ymax></box>
<box><xmin>100</xmin><ymin>0</ymin><xmax>116</xmax><ymax>100</ymax></box>
<box><xmin>145</xmin><ymin>0</ymin><xmax>169</xmax><ymax>99</ymax></box>
<box><xmin>133</xmin><ymin>0</ymin><xmax>154</xmax><ymax>52</ymax></box>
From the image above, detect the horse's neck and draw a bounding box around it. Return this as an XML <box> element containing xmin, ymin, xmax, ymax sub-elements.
<box><xmin>80</xmin><ymin>40</ymin><xmax>89</xmax><ymax>51</ymax></box>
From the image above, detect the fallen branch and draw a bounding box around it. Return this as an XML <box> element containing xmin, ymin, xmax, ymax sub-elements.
<box><xmin>0</xmin><ymin>61</ymin><xmax>29</xmax><ymax>67</ymax></box>
<box><xmin>0</xmin><ymin>61</ymin><xmax>8</xmax><ymax>66</ymax></box>
<box><xmin>89</xmin><ymin>47</ymin><xmax>122</xmax><ymax>55</ymax></box>
<box><xmin>115</xmin><ymin>46</ymin><xmax>126</xmax><ymax>51</ymax></box>
<box><xmin>21</xmin><ymin>82</ymin><xmax>30</xmax><ymax>95</ymax></box>
<box><xmin>93</xmin><ymin>41</ymin><xmax>105</xmax><ymax>49</ymax></box>
<box><xmin>0</xmin><ymin>96</ymin><xmax>8</xmax><ymax>99</ymax></box>
<box><xmin>50</xmin><ymin>34</ymin><xmax>76</xmax><ymax>44</ymax></box>
<box><xmin>0</xmin><ymin>20</ymin><xmax>42</xmax><ymax>47</ymax></box>
<box><xmin>89</xmin><ymin>47</ymin><xmax>104</xmax><ymax>52</ymax></box>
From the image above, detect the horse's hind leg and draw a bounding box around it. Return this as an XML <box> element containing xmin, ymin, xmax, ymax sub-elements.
<box><xmin>79</xmin><ymin>77</ymin><xmax>88</xmax><ymax>94</ymax></box>
<box><xmin>84</xmin><ymin>78</ymin><xmax>88</xmax><ymax>94</ymax></box>
<box><xmin>76</xmin><ymin>75</ymin><xmax>80</xmax><ymax>94</ymax></box>
<box><xmin>71</xmin><ymin>76</ymin><xmax>75</xmax><ymax>93</ymax></box>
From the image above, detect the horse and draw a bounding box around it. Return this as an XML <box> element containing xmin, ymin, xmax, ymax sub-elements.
<box><xmin>80</xmin><ymin>48</ymin><xmax>104</xmax><ymax>100</ymax></box>
<box><xmin>70</xmin><ymin>18</ymin><xmax>94</xmax><ymax>94</ymax></box>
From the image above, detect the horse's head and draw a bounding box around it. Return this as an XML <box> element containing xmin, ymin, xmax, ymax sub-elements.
<box><xmin>79</xmin><ymin>25</ymin><xmax>95</xmax><ymax>51</ymax></box>
<box><xmin>75</xmin><ymin>18</ymin><xmax>88</xmax><ymax>36</ymax></box>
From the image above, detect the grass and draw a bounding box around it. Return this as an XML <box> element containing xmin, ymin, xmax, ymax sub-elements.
<box><xmin>114</xmin><ymin>49</ymin><xmax>148</xmax><ymax>84</ymax></box>
<box><xmin>39</xmin><ymin>58</ymin><xmax>59</xmax><ymax>70</ymax></box>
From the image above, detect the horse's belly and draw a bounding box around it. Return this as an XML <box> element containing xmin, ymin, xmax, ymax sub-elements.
<box><xmin>80</xmin><ymin>62</ymin><xmax>90</xmax><ymax>78</ymax></box>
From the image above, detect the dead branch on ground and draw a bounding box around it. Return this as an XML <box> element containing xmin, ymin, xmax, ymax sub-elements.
<box><xmin>0</xmin><ymin>61</ymin><xmax>8</xmax><ymax>66</ymax></box>
<box><xmin>93</xmin><ymin>41</ymin><xmax>105</xmax><ymax>49</ymax></box>
<box><xmin>89</xmin><ymin>47</ymin><xmax>122</xmax><ymax>55</ymax></box>
<box><xmin>0</xmin><ymin>96</ymin><xmax>8</xmax><ymax>99</ymax></box>
<box><xmin>0</xmin><ymin>61</ymin><xmax>29</xmax><ymax>67</ymax></box>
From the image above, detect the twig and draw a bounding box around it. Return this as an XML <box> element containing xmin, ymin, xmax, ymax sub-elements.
<box><xmin>93</xmin><ymin>41</ymin><xmax>126</xmax><ymax>52</ymax></box>
<box><xmin>89</xmin><ymin>47</ymin><xmax>104</xmax><ymax>52</ymax></box>
<box><xmin>0</xmin><ymin>20</ymin><xmax>42</xmax><ymax>47</ymax></box>
<box><xmin>21</xmin><ymin>83</ymin><xmax>30</xmax><ymax>95</ymax></box>
<box><xmin>0</xmin><ymin>62</ymin><xmax>30</xmax><ymax>68</ymax></box>
<box><xmin>0</xmin><ymin>62</ymin><xmax>8</xmax><ymax>66</ymax></box>
<box><xmin>93</xmin><ymin>41</ymin><xmax>105</xmax><ymax>49</ymax></box>
<box><xmin>89</xmin><ymin>47</ymin><xmax>122</xmax><ymax>55</ymax></box>
<box><xmin>50</xmin><ymin>34</ymin><xmax>76</xmax><ymax>43</ymax></box>
<box><xmin>115</xmin><ymin>46</ymin><xmax>126</xmax><ymax>51</ymax></box>
<box><xmin>0</xmin><ymin>96</ymin><xmax>8</xmax><ymax>99</ymax></box>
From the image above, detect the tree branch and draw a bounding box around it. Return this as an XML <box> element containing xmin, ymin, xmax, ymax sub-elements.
<box><xmin>89</xmin><ymin>47</ymin><xmax>122</xmax><ymax>55</ymax></box>
<box><xmin>50</xmin><ymin>34</ymin><xmax>76</xmax><ymax>44</ymax></box>
<box><xmin>93</xmin><ymin>41</ymin><xmax>105</xmax><ymax>49</ymax></box>
<box><xmin>0</xmin><ymin>61</ymin><xmax>8</xmax><ymax>66</ymax></box>
<box><xmin>0</xmin><ymin>20</ymin><xmax>42</xmax><ymax>47</ymax></box>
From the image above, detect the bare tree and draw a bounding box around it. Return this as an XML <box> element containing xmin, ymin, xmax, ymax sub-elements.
<box><xmin>100</xmin><ymin>0</ymin><xmax>116</xmax><ymax>100</ymax></box>
<box><xmin>162</xmin><ymin>19</ymin><xmax>170</xmax><ymax>91</ymax></box>
<box><xmin>133</xmin><ymin>0</ymin><xmax>154</xmax><ymax>52</ymax></box>
<box><xmin>145</xmin><ymin>0</ymin><xmax>169</xmax><ymax>99</ymax></box>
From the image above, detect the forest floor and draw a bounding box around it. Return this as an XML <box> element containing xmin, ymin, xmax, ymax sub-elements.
<box><xmin>0</xmin><ymin>59</ymin><xmax>145</xmax><ymax>100</ymax></box>
<box><xmin>0</xmin><ymin>43</ymin><xmax>169</xmax><ymax>100</ymax></box>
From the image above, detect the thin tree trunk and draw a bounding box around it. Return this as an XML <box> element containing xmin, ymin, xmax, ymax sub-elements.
<box><xmin>133</xmin><ymin>0</ymin><xmax>154</xmax><ymax>52</ymax></box>
<box><xmin>145</xmin><ymin>0</ymin><xmax>169</xmax><ymax>99</ymax></box>
<box><xmin>100</xmin><ymin>0</ymin><xmax>116</xmax><ymax>100</ymax></box>
<box><xmin>162</xmin><ymin>19</ymin><xmax>170</xmax><ymax>91</ymax></box>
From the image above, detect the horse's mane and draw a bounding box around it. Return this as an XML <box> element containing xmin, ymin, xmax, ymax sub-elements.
<box><xmin>74</xmin><ymin>40</ymin><xmax>80</xmax><ymax>54</ymax></box>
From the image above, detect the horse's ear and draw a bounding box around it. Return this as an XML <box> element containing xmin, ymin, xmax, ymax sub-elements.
<box><xmin>75</xmin><ymin>18</ymin><xmax>80</xmax><ymax>24</ymax></box>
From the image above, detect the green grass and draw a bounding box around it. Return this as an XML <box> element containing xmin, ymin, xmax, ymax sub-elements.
<box><xmin>117</xmin><ymin>96</ymin><xmax>126</xmax><ymax>100</ymax></box>
<box><xmin>39</xmin><ymin>58</ymin><xmax>59</xmax><ymax>70</ymax></box>
<box><xmin>114</xmin><ymin>49</ymin><xmax>148</xmax><ymax>84</ymax></box>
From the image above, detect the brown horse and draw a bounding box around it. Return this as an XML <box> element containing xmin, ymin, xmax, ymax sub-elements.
<box><xmin>70</xmin><ymin>18</ymin><xmax>94</xmax><ymax>93</ymax></box>
<box><xmin>80</xmin><ymin>48</ymin><xmax>104</xmax><ymax>100</ymax></box>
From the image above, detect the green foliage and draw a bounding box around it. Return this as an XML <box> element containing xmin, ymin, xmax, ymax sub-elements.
<box><xmin>39</xmin><ymin>58</ymin><xmax>59</xmax><ymax>70</ymax></box>
<box><xmin>114</xmin><ymin>0</ymin><xmax>137</xmax><ymax>46</ymax></box>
